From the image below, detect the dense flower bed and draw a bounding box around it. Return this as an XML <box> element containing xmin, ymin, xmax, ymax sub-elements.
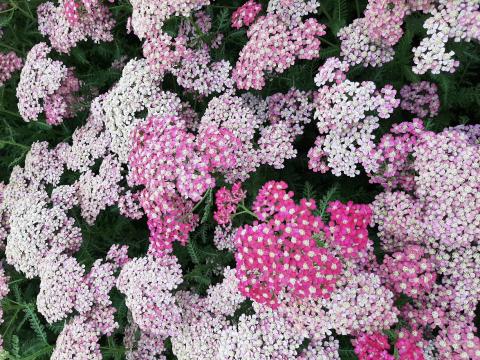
<box><xmin>0</xmin><ymin>0</ymin><xmax>479</xmax><ymax>359</ymax></box>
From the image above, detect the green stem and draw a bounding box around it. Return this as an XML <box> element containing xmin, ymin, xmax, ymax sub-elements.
<box><xmin>0</xmin><ymin>140</ymin><xmax>29</xmax><ymax>150</ymax></box>
<box><xmin>9</xmin><ymin>1</ymin><xmax>34</xmax><ymax>20</ymax></box>
<box><xmin>355</xmin><ymin>0</ymin><xmax>361</xmax><ymax>18</ymax></box>
<box><xmin>237</xmin><ymin>203</ymin><xmax>259</xmax><ymax>220</ymax></box>
<box><xmin>0</xmin><ymin>109</ymin><xmax>22</xmax><ymax>119</ymax></box>
<box><xmin>191</xmin><ymin>189</ymin><xmax>212</xmax><ymax>213</ymax></box>
<box><xmin>319</xmin><ymin>37</ymin><xmax>337</xmax><ymax>47</ymax></box>
<box><xmin>319</xmin><ymin>5</ymin><xmax>333</xmax><ymax>23</ymax></box>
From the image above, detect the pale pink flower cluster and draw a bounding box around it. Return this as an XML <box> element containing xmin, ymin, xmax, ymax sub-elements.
<box><xmin>37</xmin><ymin>1</ymin><xmax>114</xmax><ymax>54</ymax></box>
<box><xmin>400</xmin><ymin>81</ymin><xmax>440</xmax><ymax>118</ymax></box>
<box><xmin>141</xmin><ymin>12</ymin><xmax>234</xmax><ymax>96</ymax></box>
<box><xmin>338</xmin><ymin>18</ymin><xmax>395</xmax><ymax>67</ymax></box>
<box><xmin>266</xmin><ymin>0</ymin><xmax>319</xmax><ymax>28</ymax></box>
<box><xmin>128</xmin><ymin>115</ymin><xmax>240</xmax><ymax>255</ymax></box>
<box><xmin>16</xmin><ymin>43</ymin><xmax>80</xmax><ymax>124</ymax></box>
<box><xmin>309</xmin><ymin>57</ymin><xmax>399</xmax><ymax>176</ymax></box>
<box><xmin>51</xmin><ymin>306</ymin><xmax>117</xmax><ymax>360</ymax></box>
<box><xmin>380</xmin><ymin>245</ymin><xmax>436</xmax><ymax>299</ymax></box>
<box><xmin>234</xmin><ymin>14</ymin><xmax>326</xmax><ymax>90</ymax></box>
<box><xmin>0</xmin><ymin>51</ymin><xmax>23</xmax><ymax>87</ymax></box>
<box><xmin>201</xmin><ymin>90</ymin><xmax>312</xmax><ymax>182</ymax></box>
<box><xmin>76</xmin><ymin>155</ymin><xmax>122</xmax><ymax>224</ymax></box>
<box><xmin>413</xmin><ymin>0</ymin><xmax>480</xmax><ymax>74</ymax></box>
<box><xmin>128</xmin><ymin>0</ymin><xmax>210</xmax><ymax>40</ymax></box>
<box><xmin>371</xmin><ymin>125</ymin><xmax>480</xmax><ymax>356</ymax></box>
<box><xmin>369</xmin><ymin>118</ymin><xmax>425</xmax><ymax>191</ymax></box>
<box><xmin>364</xmin><ymin>0</ymin><xmax>408</xmax><ymax>46</ymax></box>
<box><xmin>63</xmin><ymin>0</ymin><xmax>115</xmax><ymax>24</ymax></box>
<box><xmin>117</xmin><ymin>255</ymin><xmax>183</xmax><ymax>337</ymax></box>
<box><xmin>231</xmin><ymin>0</ymin><xmax>262</xmax><ymax>29</ymax></box>
<box><xmin>275</xmin><ymin>271</ymin><xmax>398</xmax><ymax>340</ymax></box>
<box><xmin>59</xmin><ymin>103</ymin><xmax>111</xmax><ymax>172</ymax></box>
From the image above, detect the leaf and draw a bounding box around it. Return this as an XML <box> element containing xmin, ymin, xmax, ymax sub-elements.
<box><xmin>187</xmin><ymin>240</ymin><xmax>201</xmax><ymax>264</ymax></box>
<box><xmin>302</xmin><ymin>181</ymin><xmax>317</xmax><ymax>200</ymax></box>
<box><xmin>201</xmin><ymin>189</ymin><xmax>213</xmax><ymax>223</ymax></box>
<box><xmin>316</xmin><ymin>185</ymin><xmax>339</xmax><ymax>221</ymax></box>
<box><xmin>23</xmin><ymin>304</ymin><xmax>49</xmax><ymax>345</ymax></box>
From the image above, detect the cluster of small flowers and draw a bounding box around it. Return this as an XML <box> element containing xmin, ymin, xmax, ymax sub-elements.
<box><xmin>37</xmin><ymin>1</ymin><xmax>115</xmax><ymax>54</ymax></box>
<box><xmin>233</xmin><ymin>14</ymin><xmax>326</xmax><ymax>90</ymax></box>
<box><xmin>371</xmin><ymin>124</ymin><xmax>480</xmax><ymax>356</ymax></box>
<box><xmin>128</xmin><ymin>115</ymin><xmax>240</xmax><ymax>255</ymax></box>
<box><xmin>369</xmin><ymin>118</ymin><xmax>426</xmax><ymax>190</ymax></box>
<box><xmin>380</xmin><ymin>245</ymin><xmax>436</xmax><ymax>299</ymax></box>
<box><xmin>325</xmin><ymin>200</ymin><xmax>372</xmax><ymax>258</ymax></box>
<box><xmin>141</xmin><ymin>12</ymin><xmax>234</xmax><ymax>96</ymax></box>
<box><xmin>275</xmin><ymin>271</ymin><xmax>398</xmax><ymax>340</ymax></box>
<box><xmin>0</xmin><ymin>51</ymin><xmax>23</xmax><ymax>87</ymax></box>
<box><xmin>353</xmin><ymin>333</ymin><xmax>393</xmax><ymax>360</ymax></box>
<box><xmin>400</xmin><ymin>81</ymin><xmax>440</xmax><ymax>118</ymax></box>
<box><xmin>213</xmin><ymin>183</ymin><xmax>246</xmax><ymax>225</ymax></box>
<box><xmin>16</xmin><ymin>43</ymin><xmax>80</xmax><ymax>124</ymax></box>
<box><xmin>235</xmin><ymin>181</ymin><xmax>343</xmax><ymax>307</ymax></box>
<box><xmin>231</xmin><ymin>0</ymin><xmax>262</xmax><ymax>29</ymax></box>
<box><xmin>364</xmin><ymin>0</ymin><xmax>408</xmax><ymax>46</ymax></box>
<box><xmin>201</xmin><ymin>90</ymin><xmax>312</xmax><ymax>182</ymax></box>
<box><xmin>309</xmin><ymin>57</ymin><xmax>399</xmax><ymax>176</ymax></box>
<box><xmin>63</xmin><ymin>0</ymin><xmax>115</xmax><ymax>24</ymax></box>
<box><xmin>338</xmin><ymin>18</ymin><xmax>395</xmax><ymax>67</ymax></box>
<box><xmin>413</xmin><ymin>0</ymin><xmax>480</xmax><ymax>74</ymax></box>
<box><xmin>117</xmin><ymin>255</ymin><xmax>183</xmax><ymax>337</ymax></box>
<box><xmin>129</xmin><ymin>0</ymin><xmax>210</xmax><ymax>40</ymax></box>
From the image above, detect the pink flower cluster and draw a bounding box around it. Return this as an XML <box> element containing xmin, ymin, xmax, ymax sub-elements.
<box><xmin>235</xmin><ymin>181</ymin><xmax>343</xmax><ymax>307</ymax></box>
<box><xmin>369</xmin><ymin>118</ymin><xmax>425</xmax><ymax>190</ymax></box>
<box><xmin>381</xmin><ymin>245</ymin><xmax>436</xmax><ymax>298</ymax></box>
<box><xmin>38</xmin><ymin>1</ymin><xmax>115</xmax><ymax>54</ymax></box>
<box><xmin>117</xmin><ymin>255</ymin><xmax>183</xmax><ymax>337</ymax></box>
<box><xmin>400</xmin><ymin>81</ymin><xmax>440</xmax><ymax>118</ymax></box>
<box><xmin>200</xmin><ymin>90</ymin><xmax>313</xmax><ymax>182</ymax></box>
<box><xmin>63</xmin><ymin>0</ymin><xmax>115</xmax><ymax>24</ymax></box>
<box><xmin>233</xmin><ymin>14</ymin><xmax>326</xmax><ymax>90</ymax></box>
<box><xmin>0</xmin><ymin>51</ymin><xmax>23</xmax><ymax>87</ymax></box>
<box><xmin>128</xmin><ymin>115</ymin><xmax>240</xmax><ymax>255</ymax></box>
<box><xmin>214</xmin><ymin>183</ymin><xmax>246</xmax><ymax>225</ymax></box>
<box><xmin>353</xmin><ymin>333</ymin><xmax>393</xmax><ymax>360</ymax></box>
<box><xmin>325</xmin><ymin>200</ymin><xmax>372</xmax><ymax>258</ymax></box>
<box><xmin>309</xmin><ymin>57</ymin><xmax>399</xmax><ymax>176</ymax></box>
<box><xmin>413</xmin><ymin>0</ymin><xmax>480</xmax><ymax>74</ymax></box>
<box><xmin>364</xmin><ymin>0</ymin><xmax>408</xmax><ymax>46</ymax></box>
<box><xmin>16</xmin><ymin>43</ymin><xmax>81</xmax><ymax>124</ymax></box>
<box><xmin>231</xmin><ymin>0</ymin><xmax>262</xmax><ymax>28</ymax></box>
<box><xmin>371</xmin><ymin>124</ymin><xmax>480</xmax><ymax>357</ymax></box>
<box><xmin>142</xmin><ymin>14</ymin><xmax>233</xmax><ymax>96</ymax></box>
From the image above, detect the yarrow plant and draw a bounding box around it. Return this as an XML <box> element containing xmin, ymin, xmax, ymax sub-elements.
<box><xmin>0</xmin><ymin>0</ymin><xmax>479</xmax><ymax>359</ymax></box>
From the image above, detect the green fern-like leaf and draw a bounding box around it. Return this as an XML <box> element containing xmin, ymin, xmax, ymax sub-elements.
<box><xmin>201</xmin><ymin>189</ymin><xmax>214</xmax><ymax>224</ymax></box>
<box><xmin>23</xmin><ymin>304</ymin><xmax>49</xmax><ymax>345</ymax></box>
<box><xmin>302</xmin><ymin>181</ymin><xmax>317</xmax><ymax>200</ymax></box>
<box><xmin>316</xmin><ymin>185</ymin><xmax>339</xmax><ymax>221</ymax></box>
<box><xmin>187</xmin><ymin>240</ymin><xmax>201</xmax><ymax>264</ymax></box>
<box><xmin>11</xmin><ymin>335</ymin><xmax>20</xmax><ymax>359</ymax></box>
